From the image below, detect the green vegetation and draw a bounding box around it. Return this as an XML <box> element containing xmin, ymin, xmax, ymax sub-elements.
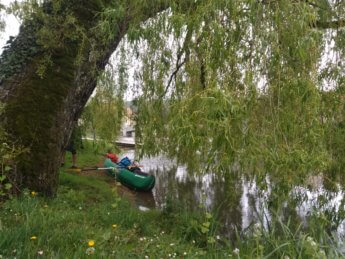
<box><xmin>130</xmin><ymin>0</ymin><xmax>344</xmax><ymax>177</ymax></box>
<box><xmin>0</xmin><ymin>1</ymin><xmax>345</xmax><ymax>256</ymax></box>
<box><xmin>1</xmin><ymin>0</ymin><xmax>344</xmax><ymax>195</ymax></box>
<box><xmin>1</xmin><ymin>143</ymin><xmax>344</xmax><ymax>258</ymax></box>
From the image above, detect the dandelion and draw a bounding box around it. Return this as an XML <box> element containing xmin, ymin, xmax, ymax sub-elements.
<box><xmin>86</xmin><ymin>247</ymin><xmax>95</xmax><ymax>255</ymax></box>
<box><xmin>183</xmin><ymin>252</ymin><xmax>187</xmax><ymax>255</ymax></box>
<box><xmin>192</xmin><ymin>240</ymin><xmax>195</xmax><ymax>244</ymax></box>
<box><xmin>31</xmin><ymin>191</ymin><xmax>37</xmax><ymax>196</ymax></box>
<box><xmin>43</xmin><ymin>204</ymin><xmax>48</xmax><ymax>208</ymax></box>
<box><xmin>37</xmin><ymin>251</ymin><xmax>44</xmax><ymax>256</ymax></box>
<box><xmin>233</xmin><ymin>248</ymin><xmax>240</xmax><ymax>255</ymax></box>
<box><xmin>30</xmin><ymin>236</ymin><xmax>37</xmax><ymax>240</ymax></box>
<box><xmin>253</xmin><ymin>223</ymin><xmax>262</xmax><ymax>238</ymax></box>
<box><xmin>88</xmin><ymin>240</ymin><xmax>95</xmax><ymax>247</ymax></box>
<box><xmin>306</xmin><ymin>237</ymin><xmax>317</xmax><ymax>248</ymax></box>
<box><xmin>170</xmin><ymin>243</ymin><xmax>175</xmax><ymax>246</ymax></box>
<box><xmin>319</xmin><ymin>250</ymin><xmax>326</xmax><ymax>258</ymax></box>
<box><xmin>112</xmin><ymin>224</ymin><xmax>117</xmax><ymax>228</ymax></box>
<box><xmin>145</xmin><ymin>256</ymin><xmax>149</xmax><ymax>259</ymax></box>
<box><xmin>78</xmin><ymin>207</ymin><xmax>82</xmax><ymax>210</ymax></box>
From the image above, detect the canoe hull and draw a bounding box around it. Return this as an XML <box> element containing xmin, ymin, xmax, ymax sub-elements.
<box><xmin>104</xmin><ymin>158</ymin><xmax>155</xmax><ymax>192</ymax></box>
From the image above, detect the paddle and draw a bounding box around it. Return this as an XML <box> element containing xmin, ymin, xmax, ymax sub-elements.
<box><xmin>66</xmin><ymin>164</ymin><xmax>144</xmax><ymax>173</ymax></box>
<box><xmin>66</xmin><ymin>166</ymin><xmax>119</xmax><ymax>173</ymax></box>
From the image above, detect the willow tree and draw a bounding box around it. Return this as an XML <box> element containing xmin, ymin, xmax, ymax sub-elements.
<box><xmin>0</xmin><ymin>0</ymin><xmax>170</xmax><ymax>195</ymax></box>
<box><xmin>0</xmin><ymin>0</ymin><xmax>344</xmax><ymax>196</ymax></box>
<box><xmin>130</xmin><ymin>0</ymin><xmax>345</xmax><ymax>182</ymax></box>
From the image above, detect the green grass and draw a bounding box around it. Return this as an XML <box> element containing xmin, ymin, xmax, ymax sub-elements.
<box><xmin>0</xmin><ymin>142</ymin><xmax>344</xmax><ymax>258</ymax></box>
<box><xmin>0</xmin><ymin>142</ymin><xmax>223</xmax><ymax>258</ymax></box>
<box><xmin>0</xmin><ymin>172</ymin><xmax>213</xmax><ymax>258</ymax></box>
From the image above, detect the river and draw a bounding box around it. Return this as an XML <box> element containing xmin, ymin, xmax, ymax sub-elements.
<box><xmin>120</xmin><ymin>148</ymin><xmax>345</xmax><ymax>242</ymax></box>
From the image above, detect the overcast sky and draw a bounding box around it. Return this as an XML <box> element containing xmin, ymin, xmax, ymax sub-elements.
<box><xmin>0</xmin><ymin>0</ymin><xmax>21</xmax><ymax>54</ymax></box>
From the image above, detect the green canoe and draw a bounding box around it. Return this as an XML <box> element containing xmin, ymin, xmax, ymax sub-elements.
<box><xmin>104</xmin><ymin>158</ymin><xmax>155</xmax><ymax>192</ymax></box>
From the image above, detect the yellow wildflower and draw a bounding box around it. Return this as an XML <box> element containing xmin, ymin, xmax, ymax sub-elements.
<box><xmin>31</xmin><ymin>191</ymin><xmax>37</xmax><ymax>196</ymax></box>
<box><xmin>30</xmin><ymin>236</ymin><xmax>37</xmax><ymax>240</ymax></box>
<box><xmin>112</xmin><ymin>224</ymin><xmax>117</xmax><ymax>228</ymax></box>
<box><xmin>88</xmin><ymin>240</ymin><xmax>95</xmax><ymax>247</ymax></box>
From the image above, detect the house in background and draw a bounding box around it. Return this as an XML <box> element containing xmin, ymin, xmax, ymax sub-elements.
<box><xmin>121</xmin><ymin>102</ymin><xmax>136</xmax><ymax>138</ymax></box>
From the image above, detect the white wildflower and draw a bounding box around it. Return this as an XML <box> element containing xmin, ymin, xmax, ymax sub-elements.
<box><xmin>86</xmin><ymin>247</ymin><xmax>95</xmax><ymax>255</ymax></box>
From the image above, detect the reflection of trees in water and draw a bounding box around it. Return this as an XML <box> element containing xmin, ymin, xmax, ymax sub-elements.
<box><xmin>145</xmin><ymin>157</ymin><xmax>345</xmax><ymax>238</ymax></box>
<box><xmin>151</xmin><ymin>166</ymin><xmax>201</xmax><ymax>210</ymax></box>
<box><xmin>214</xmin><ymin>172</ymin><xmax>243</xmax><ymax>238</ymax></box>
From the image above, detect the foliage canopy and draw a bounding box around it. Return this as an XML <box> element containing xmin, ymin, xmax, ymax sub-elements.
<box><xmin>118</xmin><ymin>0</ymin><xmax>345</xmax><ymax>178</ymax></box>
<box><xmin>2</xmin><ymin>0</ymin><xmax>345</xmax><ymax>181</ymax></box>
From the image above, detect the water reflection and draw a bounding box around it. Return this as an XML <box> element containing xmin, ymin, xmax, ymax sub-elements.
<box><xmin>120</xmin><ymin>149</ymin><xmax>345</xmax><ymax>238</ymax></box>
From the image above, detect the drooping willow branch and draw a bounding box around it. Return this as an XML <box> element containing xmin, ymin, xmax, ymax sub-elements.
<box><xmin>161</xmin><ymin>25</ymin><xmax>193</xmax><ymax>98</ymax></box>
<box><xmin>314</xmin><ymin>19</ymin><xmax>345</xmax><ymax>29</ymax></box>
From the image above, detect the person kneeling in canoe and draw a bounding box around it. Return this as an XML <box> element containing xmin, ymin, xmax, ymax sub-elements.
<box><xmin>117</xmin><ymin>156</ymin><xmax>148</xmax><ymax>176</ymax></box>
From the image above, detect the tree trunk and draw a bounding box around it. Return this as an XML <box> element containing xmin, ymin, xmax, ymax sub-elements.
<box><xmin>0</xmin><ymin>0</ymin><xmax>167</xmax><ymax>196</ymax></box>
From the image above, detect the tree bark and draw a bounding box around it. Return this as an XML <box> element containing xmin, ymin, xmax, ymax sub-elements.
<box><xmin>0</xmin><ymin>0</ymin><xmax>168</xmax><ymax>196</ymax></box>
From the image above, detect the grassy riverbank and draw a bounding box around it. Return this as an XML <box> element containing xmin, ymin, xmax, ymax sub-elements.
<box><xmin>0</xmin><ymin>143</ymin><xmax>344</xmax><ymax>258</ymax></box>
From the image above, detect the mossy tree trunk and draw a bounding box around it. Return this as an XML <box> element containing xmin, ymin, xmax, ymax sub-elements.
<box><xmin>0</xmin><ymin>0</ymin><xmax>167</xmax><ymax>196</ymax></box>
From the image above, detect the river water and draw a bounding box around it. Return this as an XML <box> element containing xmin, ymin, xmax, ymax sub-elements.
<box><xmin>120</xmin><ymin>148</ymin><xmax>345</xmax><ymax>240</ymax></box>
